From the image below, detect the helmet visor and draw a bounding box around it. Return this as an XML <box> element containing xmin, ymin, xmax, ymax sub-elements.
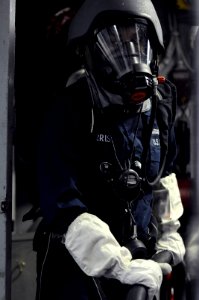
<box><xmin>94</xmin><ymin>21</ymin><xmax>153</xmax><ymax>78</ymax></box>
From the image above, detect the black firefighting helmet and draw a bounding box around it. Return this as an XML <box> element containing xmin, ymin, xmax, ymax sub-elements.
<box><xmin>67</xmin><ymin>0</ymin><xmax>164</xmax><ymax>103</ymax></box>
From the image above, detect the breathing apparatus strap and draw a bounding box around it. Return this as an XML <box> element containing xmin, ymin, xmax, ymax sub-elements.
<box><xmin>141</xmin><ymin>77</ymin><xmax>176</xmax><ymax>186</ymax></box>
<box><xmin>140</xmin><ymin>78</ymin><xmax>159</xmax><ymax>186</ymax></box>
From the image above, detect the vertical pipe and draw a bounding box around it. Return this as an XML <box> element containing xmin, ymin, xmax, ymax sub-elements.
<box><xmin>194</xmin><ymin>2</ymin><xmax>199</xmax><ymax>298</ymax></box>
<box><xmin>0</xmin><ymin>0</ymin><xmax>16</xmax><ymax>299</ymax></box>
<box><xmin>187</xmin><ymin>1</ymin><xmax>199</xmax><ymax>300</ymax></box>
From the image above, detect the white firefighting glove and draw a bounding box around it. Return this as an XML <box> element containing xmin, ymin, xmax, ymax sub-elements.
<box><xmin>153</xmin><ymin>173</ymin><xmax>186</xmax><ymax>266</ymax></box>
<box><xmin>63</xmin><ymin>213</ymin><xmax>171</xmax><ymax>300</ymax></box>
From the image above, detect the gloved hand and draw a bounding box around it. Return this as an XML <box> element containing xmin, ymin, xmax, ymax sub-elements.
<box><xmin>63</xmin><ymin>213</ymin><xmax>168</xmax><ymax>300</ymax></box>
<box><xmin>152</xmin><ymin>250</ymin><xmax>173</xmax><ymax>276</ymax></box>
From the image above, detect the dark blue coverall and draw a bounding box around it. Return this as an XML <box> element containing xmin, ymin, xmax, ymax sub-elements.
<box><xmin>33</xmin><ymin>76</ymin><xmax>176</xmax><ymax>300</ymax></box>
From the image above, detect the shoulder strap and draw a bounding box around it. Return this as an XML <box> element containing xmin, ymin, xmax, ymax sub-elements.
<box><xmin>155</xmin><ymin>78</ymin><xmax>177</xmax><ymax>180</ymax></box>
<box><xmin>141</xmin><ymin>79</ymin><xmax>177</xmax><ymax>186</ymax></box>
<box><xmin>156</xmin><ymin>78</ymin><xmax>177</xmax><ymax>130</ymax></box>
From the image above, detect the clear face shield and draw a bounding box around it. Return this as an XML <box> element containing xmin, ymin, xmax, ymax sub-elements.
<box><xmin>91</xmin><ymin>20</ymin><xmax>156</xmax><ymax>104</ymax></box>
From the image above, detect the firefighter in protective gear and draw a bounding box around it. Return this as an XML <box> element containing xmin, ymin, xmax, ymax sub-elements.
<box><xmin>33</xmin><ymin>0</ymin><xmax>185</xmax><ymax>299</ymax></box>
